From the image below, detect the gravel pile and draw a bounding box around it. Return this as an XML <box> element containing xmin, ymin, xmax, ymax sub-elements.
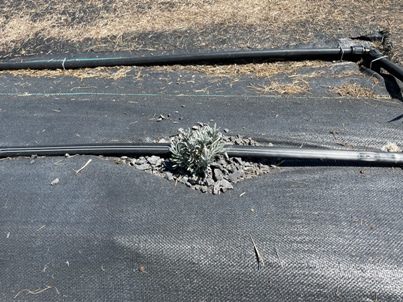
<box><xmin>115</xmin><ymin>135</ymin><xmax>273</xmax><ymax>194</ymax></box>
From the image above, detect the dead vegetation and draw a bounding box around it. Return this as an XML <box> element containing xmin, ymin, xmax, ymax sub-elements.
<box><xmin>0</xmin><ymin>60</ymin><xmax>330</xmax><ymax>80</ymax></box>
<box><xmin>0</xmin><ymin>0</ymin><xmax>402</xmax><ymax>64</ymax></box>
<box><xmin>152</xmin><ymin>61</ymin><xmax>329</xmax><ymax>78</ymax></box>
<box><xmin>332</xmin><ymin>83</ymin><xmax>378</xmax><ymax>98</ymax></box>
<box><xmin>249</xmin><ymin>80</ymin><xmax>311</xmax><ymax>95</ymax></box>
<box><xmin>0</xmin><ymin>66</ymin><xmax>133</xmax><ymax>80</ymax></box>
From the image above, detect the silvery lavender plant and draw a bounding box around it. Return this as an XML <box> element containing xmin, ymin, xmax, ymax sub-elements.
<box><xmin>169</xmin><ymin>124</ymin><xmax>226</xmax><ymax>177</ymax></box>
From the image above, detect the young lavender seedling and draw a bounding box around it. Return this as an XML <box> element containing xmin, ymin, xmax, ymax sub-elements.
<box><xmin>169</xmin><ymin>124</ymin><xmax>226</xmax><ymax>177</ymax></box>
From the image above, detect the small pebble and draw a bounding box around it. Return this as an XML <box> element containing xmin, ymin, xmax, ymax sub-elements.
<box><xmin>135</xmin><ymin>163</ymin><xmax>151</xmax><ymax>171</ymax></box>
<box><xmin>50</xmin><ymin>178</ymin><xmax>60</xmax><ymax>186</ymax></box>
<box><xmin>213</xmin><ymin>169</ymin><xmax>224</xmax><ymax>181</ymax></box>
<box><xmin>147</xmin><ymin>155</ymin><xmax>161</xmax><ymax>165</ymax></box>
<box><xmin>165</xmin><ymin>172</ymin><xmax>174</xmax><ymax>181</ymax></box>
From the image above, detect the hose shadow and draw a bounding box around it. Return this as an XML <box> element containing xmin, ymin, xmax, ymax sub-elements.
<box><xmin>380</xmin><ymin>73</ymin><xmax>403</xmax><ymax>102</ymax></box>
<box><xmin>381</xmin><ymin>73</ymin><xmax>403</xmax><ymax>123</ymax></box>
<box><xmin>388</xmin><ymin>114</ymin><xmax>403</xmax><ymax>123</ymax></box>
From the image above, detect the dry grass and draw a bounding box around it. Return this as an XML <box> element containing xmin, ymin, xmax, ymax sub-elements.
<box><xmin>0</xmin><ymin>0</ymin><xmax>402</xmax><ymax>62</ymax></box>
<box><xmin>249</xmin><ymin>79</ymin><xmax>311</xmax><ymax>95</ymax></box>
<box><xmin>151</xmin><ymin>61</ymin><xmax>329</xmax><ymax>78</ymax></box>
<box><xmin>0</xmin><ymin>66</ymin><xmax>133</xmax><ymax>80</ymax></box>
<box><xmin>332</xmin><ymin>83</ymin><xmax>378</xmax><ymax>98</ymax></box>
<box><xmin>0</xmin><ymin>1</ymin><xmax>323</xmax><ymax>43</ymax></box>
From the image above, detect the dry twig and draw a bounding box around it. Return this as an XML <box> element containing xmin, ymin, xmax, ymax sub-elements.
<box><xmin>14</xmin><ymin>285</ymin><xmax>52</xmax><ymax>299</ymax></box>
<box><xmin>250</xmin><ymin>235</ymin><xmax>264</xmax><ymax>269</ymax></box>
<box><xmin>74</xmin><ymin>159</ymin><xmax>92</xmax><ymax>175</ymax></box>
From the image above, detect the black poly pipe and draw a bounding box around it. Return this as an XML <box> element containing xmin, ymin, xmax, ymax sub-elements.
<box><xmin>1</xmin><ymin>144</ymin><xmax>403</xmax><ymax>164</ymax></box>
<box><xmin>0</xmin><ymin>47</ymin><xmax>368</xmax><ymax>70</ymax></box>
<box><xmin>225</xmin><ymin>145</ymin><xmax>403</xmax><ymax>164</ymax></box>
<box><xmin>0</xmin><ymin>144</ymin><xmax>171</xmax><ymax>157</ymax></box>
<box><xmin>364</xmin><ymin>49</ymin><xmax>403</xmax><ymax>83</ymax></box>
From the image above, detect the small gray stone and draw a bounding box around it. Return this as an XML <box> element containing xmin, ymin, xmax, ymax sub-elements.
<box><xmin>135</xmin><ymin>163</ymin><xmax>151</xmax><ymax>171</ymax></box>
<box><xmin>164</xmin><ymin>172</ymin><xmax>174</xmax><ymax>181</ymax></box>
<box><xmin>213</xmin><ymin>169</ymin><xmax>224</xmax><ymax>181</ymax></box>
<box><xmin>243</xmin><ymin>161</ymin><xmax>251</xmax><ymax>167</ymax></box>
<box><xmin>213</xmin><ymin>182</ymin><xmax>221</xmax><ymax>195</ymax></box>
<box><xmin>50</xmin><ymin>178</ymin><xmax>60</xmax><ymax>186</ymax></box>
<box><xmin>218</xmin><ymin>158</ymin><xmax>228</xmax><ymax>166</ymax></box>
<box><xmin>219</xmin><ymin>179</ymin><xmax>234</xmax><ymax>192</ymax></box>
<box><xmin>136</xmin><ymin>157</ymin><xmax>147</xmax><ymax>164</ymax></box>
<box><xmin>157</xmin><ymin>114</ymin><xmax>166</xmax><ymax>122</ymax></box>
<box><xmin>147</xmin><ymin>155</ymin><xmax>161</xmax><ymax>165</ymax></box>
<box><xmin>234</xmin><ymin>157</ymin><xmax>243</xmax><ymax>165</ymax></box>
<box><xmin>200</xmin><ymin>186</ymin><xmax>208</xmax><ymax>193</ymax></box>
<box><xmin>234</xmin><ymin>138</ymin><xmax>244</xmax><ymax>145</ymax></box>
<box><xmin>225</xmin><ymin>164</ymin><xmax>234</xmax><ymax>173</ymax></box>
<box><xmin>228</xmin><ymin>170</ymin><xmax>244</xmax><ymax>183</ymax></box>
<box><xmin>114</xmin><ymin>158</ymin><xmax>123</xmax><ymax>164</ymax></box>
<box><xmin>206</xmin><ymin>177</ymin><xmax>214</xmax><ymax>187</ymax></box>
<box><xmin>178</xmin><ymin>176</ymin><xmax>188</xmax><ymax>184</ymax></box>
<box><xmin>260</xmin><ymin>165</ymin><xmax>270</xmax><ymax>173</ymax></box>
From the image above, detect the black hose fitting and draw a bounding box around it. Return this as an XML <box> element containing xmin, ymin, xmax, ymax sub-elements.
<box><xmin>364</xmin><ymin>49</ymin><xmax>403</xmax><ymax>83</ymax></box>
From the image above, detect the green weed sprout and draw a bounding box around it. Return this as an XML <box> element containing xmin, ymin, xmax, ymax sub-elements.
<box><xmin>170</xmin><ymin>124</ymin><xmax>226</xmax><ymax>177</ymax></box>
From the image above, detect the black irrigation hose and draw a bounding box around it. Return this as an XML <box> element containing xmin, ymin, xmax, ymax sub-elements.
<box><xmin>2</xmin><ymin>45</ymin><xmax>402</xmax><ymax>83</ymax></box>
<box><xmin>1</xmin><ymin>144</ymin><xmax>403</xmax><ymax>164</ymax></box>
<box><xmin>3</xmin><ymin>45</ymin><xmax>401</xmax><ymax>83</ymax></box>
<box><xmin>225</xmin><ymin>145</ymin><xmax>403</xmax><ymax>164</ymax></box>
<box><xmin>364</xmin><ymin>49</ymin><xmax>403</xmax><ymax>83</ymax></box>
<box><xmin>0</xmin><ymin>144</ymin><xmax>171</xmax><ymax>157</ymax></box>
<box><xmin>0</xmin><ymin>47</ymin><xmax>369</xmax><ymax>70</ymax></box>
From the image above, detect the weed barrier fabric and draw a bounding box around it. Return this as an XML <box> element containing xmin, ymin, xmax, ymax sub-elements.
<box><xmin>1</xmin><ymin>157</ymin><xmax>402</xmax><ymax>301</ymax></box>
<box><xmin>0</xmin><ymin>69</ymin><xmax>403</xmax><ymax>301</ymax></box>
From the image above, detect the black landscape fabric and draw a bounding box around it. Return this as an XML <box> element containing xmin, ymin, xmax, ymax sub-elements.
<box><xmin>0</xmin><ymin>58</ymin><xmax>403</xmax><ymax>301</ymax></box>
